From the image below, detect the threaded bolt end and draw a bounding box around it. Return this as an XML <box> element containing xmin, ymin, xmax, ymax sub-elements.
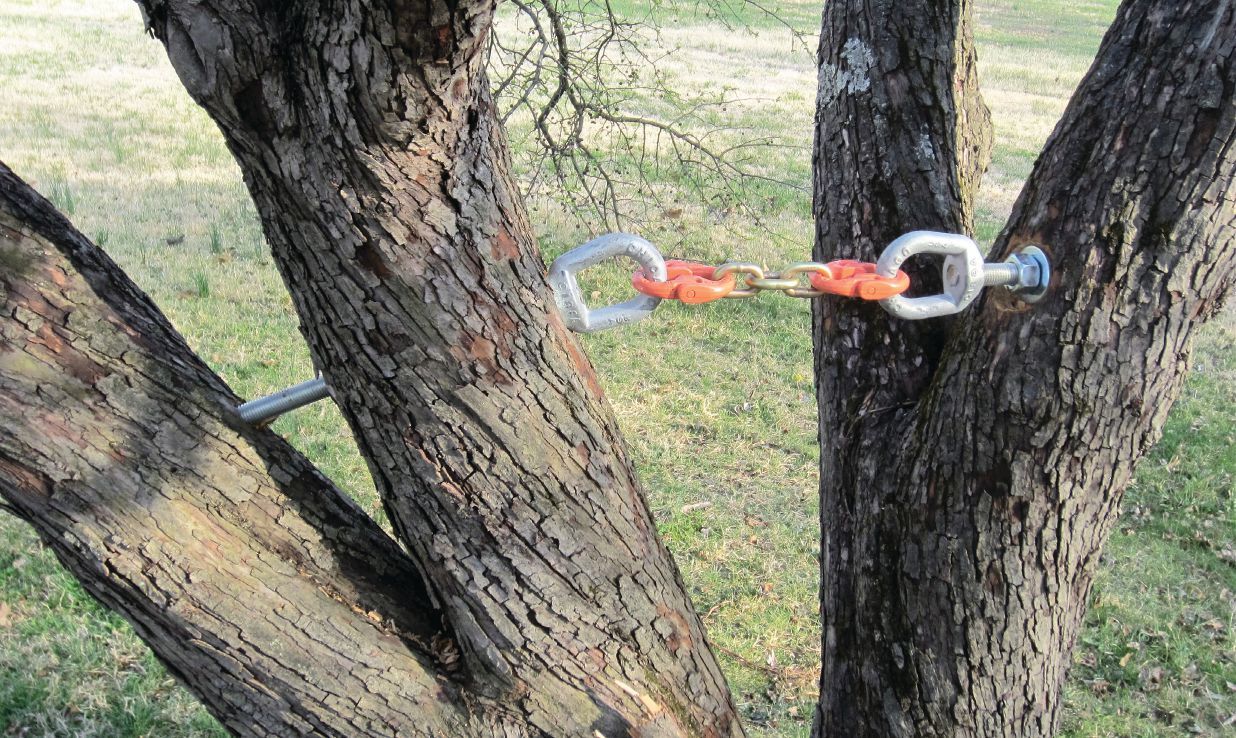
<box><xmin>237</xmin><ymin>377</ymin><xmax>331</xmax><ymax>425</ymax></box>
<box><xmin>983</xmin><ymin>262</ymin><xmax>1022</xmax><ymax>287</ymax></box>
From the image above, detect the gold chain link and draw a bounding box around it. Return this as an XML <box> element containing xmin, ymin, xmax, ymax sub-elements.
<box><xmin>712</xmin><ymin>261</ymin><xmax>835</xmax><ymax>299</ymax></box>
<box><xmin>781</xmin><ymin>262</ymin><xmax>834</xmax><ymax>298</ymax></box>
<box><xmin>712</xmin><ymin>263</ymin><xmax>764</xmax><ymax>298</ymax></box>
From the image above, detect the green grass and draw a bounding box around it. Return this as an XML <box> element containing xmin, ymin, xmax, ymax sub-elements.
<box><xmin>1</xmin><ymin>0</ymin><xmax>1232</xmax><ymax>736</ymax></box>
<box><xmin>0</xmin><ymin>529</ymin><xmax>229</xmax><ymax>738</ymax></box>
<box><xmin>1059</xmin><ymin>327</ymin><xmax>1236</xmax><ymax>737</ymax></box>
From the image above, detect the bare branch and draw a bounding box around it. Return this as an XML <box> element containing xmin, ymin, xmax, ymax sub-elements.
<box><xmin>489</xmin><ymin>0</ymin><xmax>809</xmax><ymax>233</ymax></box>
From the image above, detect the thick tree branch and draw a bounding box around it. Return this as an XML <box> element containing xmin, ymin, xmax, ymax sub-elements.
<box><xmin>899</xmin><ymin>0</ymin><xmax>1236</xmax><ymax>728</ymax></box>
<box><xmin>810</xmin><ymin>2</ymin><xmax>991</xmax><ymax>728</ymax></box>
<box><xmin>812</xmin><ymin>0</ymin><xmax>991</xmax><ymax>410</ymax></box>
<box><xmin>0</xmin><ymin>162</ymin><xmax>477</xmax><ymax>737</ymax></box>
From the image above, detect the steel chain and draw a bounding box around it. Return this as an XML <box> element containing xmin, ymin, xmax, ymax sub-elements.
<box><xmin>549</xmin><ymin>231</ymin><xmax>1051</xmax><ymax>331</ymax></box>
<box><xmin>239</xmin><ymin>231</ymin><xmax>1052</xmax><ymax>423</ymax></box>
<box><xmin>711</xmin><ymin>262</ymin><xmax>842</xmax><ymax>299</ymax></box>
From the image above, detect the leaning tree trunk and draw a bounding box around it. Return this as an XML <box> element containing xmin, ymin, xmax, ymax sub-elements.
<box><xmin>0</xmin><ymin>0</ymin><xmax>743</xmax><ymax>735</ymax></box>
<box><xmin>0</xmin><ymin>163</ymin><xmax>479</xmax><ymax>736</ymax></box>
<box><xmin>812</xmin><ymin>0</ymin><xmax>1236</xmax><ymax>736</ymax></box>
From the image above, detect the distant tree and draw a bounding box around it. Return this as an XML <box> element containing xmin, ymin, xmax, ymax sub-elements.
<box><xmin>0</xmin><ymin>1</ymin><xmax>1232</xmax><ymax>737</ymax></box>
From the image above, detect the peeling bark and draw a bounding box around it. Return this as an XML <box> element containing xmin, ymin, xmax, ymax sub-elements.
<box><xmin>812</xmin><ymin>1</ymin><xmax>1236</xmax><ymax>736</ymax></box>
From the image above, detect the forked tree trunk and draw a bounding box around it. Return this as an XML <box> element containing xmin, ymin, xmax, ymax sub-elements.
<box><xmin>812</xmin><ymin>1</ymin><xmax>1236</xmax><ymax>736</ymax></box>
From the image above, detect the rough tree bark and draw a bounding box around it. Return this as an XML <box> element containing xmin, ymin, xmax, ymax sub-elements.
<box><xmin>4</xmin><ymin>0</ymin><xmax>1235</xmax><ymax>735</ymax></box>
<box><xmin>140</xmin><ymin>0</ymin><xmax>742</xmax><ymax>734</ymax></box>
<box><xmin>1</xmin><ymin>0</ymin><xmax>741</xmax><ymax>735</ymax></box>
<box><xmin>812</xmin><ymin>1</ymin><xmax>1236</xmax><ymax>736</ymax></box>
<box><xmin>0</xmin><ymin>163</ymin><xmax>477</xmax><ymax>736</ymax></box>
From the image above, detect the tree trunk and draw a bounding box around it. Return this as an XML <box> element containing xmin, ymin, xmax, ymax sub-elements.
<box><xmin>1</xmin><ymin>0</ymin><xmax>742</xmax><ymax>735</ymax></box>
<box><xmin>0</xmin><ymin>163</ymin><xmax>480</xmax><ymax>736</ymax></box>
<box><xmin>812</xmin><ymin>0</ymin><xmax>1236</xmax><ymax>735</ymax></box>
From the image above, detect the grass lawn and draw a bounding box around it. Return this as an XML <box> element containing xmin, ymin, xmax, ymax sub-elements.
<box><xmin>0</xmin><ymin>0</ymin><xmax>1232</xmax><ymax>736</ymax></box>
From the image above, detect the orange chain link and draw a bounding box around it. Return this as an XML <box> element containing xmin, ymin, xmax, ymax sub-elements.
<box><xmin>631</xmin><ymin>259</ymin><xmax>910</xmax><ymax>303</ymax></box>
<box><xmin>808</xmin><ymin>260</ymin><xmax>911</xmax><ymax>300</ymax></box>
<box><xmin>631</xmin><ymin>260</ymin><xmax>738</xmax><ymax>304</ymax></box>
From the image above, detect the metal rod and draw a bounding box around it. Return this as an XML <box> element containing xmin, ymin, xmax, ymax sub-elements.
<box><xmin>237</xmin><ymin>377</ymin><xmax>330</xmax><ymax>425</ymax></box>
<box><xmin>982</xmin><ymin>261</ymin><xmax>1023</xmax><ymax>287</ymax></box>
<box><xmin>983</xmin><ymin>246</ymin><xmax>1050</xmax><ymax>302</ymax></box>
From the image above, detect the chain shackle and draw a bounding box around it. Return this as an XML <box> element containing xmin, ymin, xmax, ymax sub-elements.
<box><xmin>875</xmin><ymin>231</ymin><xmax>986</xmax><ymax>319</ymax></box>
<box><xmin>632</xmin><ymin>260</ymin><xmax>737</xmax><ymax>303</ymax></box>
<box><xmin>874</xmin><ymin>231</ymin><xmax>1052</xmax><ymax>319</ymax></box>
<box><xmin>547</xmin><ymin>233</ymin><xmax>667</xmax><ymax>333</ymax></box>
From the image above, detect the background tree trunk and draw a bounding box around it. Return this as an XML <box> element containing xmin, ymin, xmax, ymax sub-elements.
<box><xmin>812</xmin><ymin>1</ymin><xmax>1236</xmax><ymax>735</ymax></box>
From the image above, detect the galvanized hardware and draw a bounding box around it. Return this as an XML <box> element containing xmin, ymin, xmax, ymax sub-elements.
<box><xmin>875</xmin><ymin>231</ymin><xmax>1052</xmax><ymax>319</ymax></box>
<box><xmin>547</xmin><ymin>233</ymin><xmax>668</xmax><ymax>333</ymax></box>
<box><xmin>989</xmin><ymin>245</ymin><xmax>1051</xmax><ymax>302</ymax></box>
<box><xmin>875</xmin><ymin>231</ymin><xmax>987</xmax><ymax>320</ymax></box>
<box><xmin>237</xmin><ymin>376</ymin><xmax>330</xmax><ymax>425</ymax></box>
<box><xmin>234</xmin><ymin>231</ymin><xmax>1051</xmax><ymax>426</ymax></box>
